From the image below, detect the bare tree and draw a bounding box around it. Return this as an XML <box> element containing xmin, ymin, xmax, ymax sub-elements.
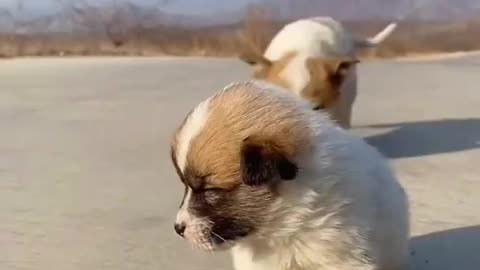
<box><xmin>55</xmin><ymin>0</ymin><xmax>173</xmax><ymax>48</ymax></box>
<box><xmin>0</xmin><ymin>1</ymin><xmax>27</xmax><ymax>55</ymax></box>
<box><xmin>56</xmin><ymin>0</ymin><xmax>123</xmax><ymax>47</ymax></box>
<box><xmin>0</xmin><ymin>1</ymin><xmax>25</xmax><ymax>33</ymax></box>
<box><xmin>241</xmin><ymin>3</ymin><xmax>275</xmax><ymax>53</ymax></box>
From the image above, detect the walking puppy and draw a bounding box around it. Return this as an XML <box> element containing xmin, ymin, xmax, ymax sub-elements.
<box><xmin>240</xmin><ymin>17</ymin><xmax>398</xmax><ymax>128</ymax></box>
<box><xmin>170</xmin><ymin>81</ymin><xmax>409</xmax><ymax>270</ymax></box>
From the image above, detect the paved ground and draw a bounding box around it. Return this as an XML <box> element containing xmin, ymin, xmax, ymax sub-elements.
<box><xmin>0</xmin><ymin>57</ymin><xmax>479</xmax><ymax>270</ymax></box>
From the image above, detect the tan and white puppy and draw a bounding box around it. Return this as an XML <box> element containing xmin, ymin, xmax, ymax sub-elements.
<box><xmin>240</xmin><ymin>17</ymin><xmax>398</xmax><ymax>128</ymax></box>
<box><xmin>170</xmin><ymin>81</ymin><xmax>410</xmax><ymax>270</ymax></box>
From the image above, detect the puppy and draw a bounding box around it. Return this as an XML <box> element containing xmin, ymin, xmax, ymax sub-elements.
<box><xmin>240</xmin><ymin>17</ymin><xmax>398</xmax><ymax>128</ymax></box>
<box><xmin>170</xmin><ymin>81</ymin><xmax>409</xmax><ymax>270</ymax></box>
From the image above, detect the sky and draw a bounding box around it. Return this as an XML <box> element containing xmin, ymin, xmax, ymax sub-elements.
<box><xmin>0</xmin><ymin>0</ymin><xmax>259</xmax><ymax>16</ymax></box>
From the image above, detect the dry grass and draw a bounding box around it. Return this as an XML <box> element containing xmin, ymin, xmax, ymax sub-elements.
<box><xmin>1</xmin><ymin>7</ymin><xmax>479</xmax><ymax>59</ymax></box>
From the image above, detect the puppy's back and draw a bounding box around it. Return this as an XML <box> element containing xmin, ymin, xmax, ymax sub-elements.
<box><xmin>264</xmin><ymin>17</ymin><xmax>355</xmax><ymax>61</ymax></box>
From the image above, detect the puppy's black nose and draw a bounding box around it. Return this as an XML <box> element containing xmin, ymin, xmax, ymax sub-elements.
<box><xmin>174</xmin><ymin>223</ymin><xmax>186</xmax><ymax>237</ymax></box>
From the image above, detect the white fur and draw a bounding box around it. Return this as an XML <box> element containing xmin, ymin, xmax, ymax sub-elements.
<box><xmin>176</xmin><ymin>188</ymin><xmax>215</xmax><ymax>250</ymax></box>
<box><xmin>176</xmin><ymin>98</ymin><xmax>211</xmax><ymax>171</ymax></box>
<box><xmin>262</xmin><ymin>17</ymin><xmax>396</xmax><ymax>128</ymax></box>
<box><xmin>226</xmin><ymin>83</ymin><xmax>409</xmax><ymax>270</ymax></box>
<box><xmin>265</xmin><ymin>17</ymin><xmax>355</xmax><ymax>61</ymax></box>
<box><xmin>176</xmin><ymin>188</ymin><xmax>193</xmax><ymax>225</ymax></box>
<box><xmin>366</xmin><ymin>22</ymin><xmax>398</xmax><ymax>45</ymax></box>
<box><xmin>279</xmin><ymin>53</ymin><xmax>311</xmax><ymax>96</ymax></box>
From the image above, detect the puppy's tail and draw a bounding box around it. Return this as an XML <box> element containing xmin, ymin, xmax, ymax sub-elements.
<box><xmin>353</xmin><ymin>22</ymin><xmax>398</xmax><ymax>51</ymax></box>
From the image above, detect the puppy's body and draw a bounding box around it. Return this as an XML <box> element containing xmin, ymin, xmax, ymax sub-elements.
<box><xmin>241</xmin><ymin>17</ymin><xmax>397</xmax><ymax>128</ymax></box>
<box><xmin>171</xmin><ymin>81</ymin><xmax>409</xmax><ymax>270</ymax></box>
<box><xmin>264</xmin><ymin>17</ymin><xmax>361</xmax><ymax>128</ymax></box>
<box><xmin>264</xmin><ymin>17</ymin><xmax>358</xmax><ymax>61</ymax></box>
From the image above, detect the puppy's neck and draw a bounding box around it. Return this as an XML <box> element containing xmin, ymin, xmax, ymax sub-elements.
<box><xmin>230</xmin><ymin>134</ymin><xmax>353</xmax><ymax>270</ymax></box>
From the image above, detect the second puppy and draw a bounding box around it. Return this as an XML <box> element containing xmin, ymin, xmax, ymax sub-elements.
<box><xmin>240</xmin><ymin>17</ymin><xmax>398</xmax><ymax>128</ymax></box>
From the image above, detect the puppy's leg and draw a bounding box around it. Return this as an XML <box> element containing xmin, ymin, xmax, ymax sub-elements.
<box><xmin>329</xmin><ymin>70</ymin><xmax>357</xmax><ymax>129</ymax></box>
<box><xmin>343</xmin><ymin>69</ymin><xmax>358</xmax><ymax>128</ymax></box>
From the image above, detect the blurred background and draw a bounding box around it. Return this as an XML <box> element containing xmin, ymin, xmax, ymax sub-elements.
<box><xmin>0</xmin><ymin>0</ymin><xmax>479</xmax><ymax>59</ymax></box>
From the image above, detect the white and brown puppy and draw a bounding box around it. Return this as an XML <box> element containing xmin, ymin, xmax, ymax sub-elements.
<box><xmin>170</xmin><ymin>81</ymin><xmax>409</xmax><ymax>270</ymax></box>
<box><xmin>240</xmin><ymin>17</ymin><xmax>398</xmax><ymax>129</ymax></box>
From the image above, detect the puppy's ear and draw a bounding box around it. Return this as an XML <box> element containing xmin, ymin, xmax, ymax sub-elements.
<box><xmin>240</xmin><ymin>136</ymin><xmax>298</xmax><ymax>187</ymax></box>
<box><xmin>238</xmin><ymin>49</ymin><xmax>271</xmax><ymax>68</ymax></box>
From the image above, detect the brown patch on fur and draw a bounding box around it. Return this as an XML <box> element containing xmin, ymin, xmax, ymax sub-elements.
<box><xmin>239</xmin><ymin>48</ymin><xmax>295</xmax><ymax>90</ymax></box>
<box><xmin>239</xmin><ymin>49</ymin><xmax>271</xmax><ymax>69</ymax></box>
<box><xmin>183</xmin><ymin>83</ymin><xmax>313</xmax><ymax>190</ymax></box>
<box><xmin>303</xmin><ymin>57</ymin><xmax>359</xmax><ymax>108</ymax></box>
<box><xmin>241</xmin><ymin>49</ymin><xmax>358</xmax><ymax>112</ymax></box>
<box><xmin>250</xmin><ymin>52</ymin><xmax>297</xmax><ymax>89</ymax></box>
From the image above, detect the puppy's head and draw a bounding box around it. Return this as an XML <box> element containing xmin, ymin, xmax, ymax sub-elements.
<box><xmin>170</xmin><ymin>82</ymin><xmax>313</xmax><ymax>251</ymax></box>
<box><xmin>304</xmin><ymin>57</ymin><xmax>359</xmax><ymax>110</ymax></box>
<box><xmin>239</xmin><ymin>49</ymin><xmax>358</xmax><ymax>111</ymax></box>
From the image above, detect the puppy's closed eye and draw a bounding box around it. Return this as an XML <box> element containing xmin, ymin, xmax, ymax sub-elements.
<box><xmin>201</xmin><ymin>188</ymin><xmax>225</xmax><ymax>205</ymax></box>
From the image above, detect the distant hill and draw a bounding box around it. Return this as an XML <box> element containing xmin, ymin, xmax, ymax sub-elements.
<box><xmin>259</xmin><ymin>0</ymin><xmax>480</xmax><ymax>21</ymax></box>
<box><xmin>159</xmin><ymin>0</ymin><xmax>480</xmax><ymax>22</ymax></box>
<box><xmin>1</xmin><ymin>0</ymin><xmax>479</xmax><ymax>34</ymax></box>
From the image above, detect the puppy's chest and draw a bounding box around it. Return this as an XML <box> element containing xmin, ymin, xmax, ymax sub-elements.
<box><xmin>232</xmin><ymin>244</ymin><xmax>318</xmax><ymax>270</ymax></box>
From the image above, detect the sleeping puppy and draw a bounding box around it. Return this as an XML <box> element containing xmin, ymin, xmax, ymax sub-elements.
<box><xmin>170</xmin><ymin>81</ymin><xmax>410</xmax><ymax>270</ymax></box>
<box><xmin>240</xmin><ymin>17</ymin><xmax>398</xmax><ymax>128</ymax></box>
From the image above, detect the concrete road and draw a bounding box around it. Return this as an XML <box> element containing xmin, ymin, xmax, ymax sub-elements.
<box><xmin>1</xmin><ymin>57</ymin><xmax>479</xmax><ymax>270</ymax></box>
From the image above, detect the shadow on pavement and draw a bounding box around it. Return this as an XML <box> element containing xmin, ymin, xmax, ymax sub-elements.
<box><xmin>363</xmin><ymin>119</ymin><xmax>480</xmax><ymax>158</ymax></box>
<box><xmin>410</xmin><ymin>226</ymin><xmax>480</xmax><ymax>270</ymax></box>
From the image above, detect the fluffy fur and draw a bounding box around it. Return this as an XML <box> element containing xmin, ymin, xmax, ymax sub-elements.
<box><xmin>240</xmin><ymin>17</ymin><xmax>398</xmax><ymax>129</ymax></box>
<box><xmin>170</xmin><ymin>81</ymin><xmax>409</xmax><ymax>270</ymax></box>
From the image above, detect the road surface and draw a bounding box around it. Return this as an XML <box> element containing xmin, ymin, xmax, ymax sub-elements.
<box><xmin>1</xmin><ymin>57</ymin><xmax>479</xmax><ymax>270</ymax></box>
